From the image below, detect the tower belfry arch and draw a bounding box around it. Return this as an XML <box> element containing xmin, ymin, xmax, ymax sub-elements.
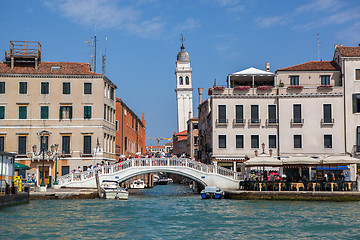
<box><xmin>175</xmin><ymin>34</ymin><xmax>193</xmax><ymax>132</ymax></box>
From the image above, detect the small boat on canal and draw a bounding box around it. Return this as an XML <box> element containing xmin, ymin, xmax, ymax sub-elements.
<box><xmin>200</xmin><ymin>186</ymin><xmax>224</xmax><ymax>199</ymax></box>
<box><xmin>101</xmin><ymin>180</ymin><xmax>129</xmax><ymax>200</ymax></box>
<box><xmin>130</xmin><ymin>179</ymin><xmax>145</xmax><ymax>189</ymax></box>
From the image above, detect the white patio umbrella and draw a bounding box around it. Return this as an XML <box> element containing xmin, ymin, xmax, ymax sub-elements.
<box><xmin>244</xmin><ymin>156</ymin><xmax>282</xmax><ymax>167</ymax></box>
<box><xmin>281</xmin><ymin>156</ymin><xmax>321</xmax><ymax>166</ymax></box>
<box><xmin>320</xmin><ymin>155</ymin><xmax>360</xmax><ymax>165</ymax></box>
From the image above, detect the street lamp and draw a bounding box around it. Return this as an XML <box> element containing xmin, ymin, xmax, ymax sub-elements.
<box><xmin>51</xmin><ymin>144</ymin><xmax>59</xmax><ymax>185</ymax></box>
<box><xmin>33</xmin><ymin>134</ymin><xmax>47</xmax><ymax>187</ymax></box>
<box><xmin>261</xmin><ymin>143</ymin><xmax>265</xmax><ymax>154</ymax></box>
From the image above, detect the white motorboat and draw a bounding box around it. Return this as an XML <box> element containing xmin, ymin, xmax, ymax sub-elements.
<box><xmin>101</xmin><ymin>180</ymin><xmax>129</xmax><ymax>200</ymax></box>
<box><xmin>130</xmin><ymin>179</ymin><xmax>145</xmax><ymax>189</ymax></box>
<box><xmin>200</xmin><ymin>186</ymin><xmax>224</xmax><ymax>199</ymax></box>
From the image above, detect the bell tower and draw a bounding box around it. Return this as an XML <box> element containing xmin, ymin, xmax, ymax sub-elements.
<box><xmin>175</xmin><ymin>35</ymin><xmax>193</xmax><ymax>132</ymax></box>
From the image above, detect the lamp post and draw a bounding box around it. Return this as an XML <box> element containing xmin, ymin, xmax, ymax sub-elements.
<box><xmin>261</xmin><ymin>143</ymin><xmax>265</xmax><ymax>154</ymax></box>
<box><xmin>51</xmin><ymin>144</ymin><xmax>59</xmax><ymax>185</ymax></box>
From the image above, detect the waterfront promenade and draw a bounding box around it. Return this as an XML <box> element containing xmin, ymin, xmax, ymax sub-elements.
<box><xmin>30</xmin><ymin>188</ymin><xmax>98</xmax><ymax>200</ymax></box>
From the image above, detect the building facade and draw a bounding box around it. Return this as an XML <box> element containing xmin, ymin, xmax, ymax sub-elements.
<box><xmin>175</xmin><ymin>43</ymin><xmax>193</xmax><ymax>132</ymax></box>
<box><xmin>186</xmin><ymin>117</ymin><xmax>199</xmax><ymax>160</ymax></box>
<box><xmin>172</xmin><ymin>130</ymin><xmax>188</xmax><ymax>156</ymax></box>
<box><xmin>198</xmin><ymin>44</ymin><xmax>360</xmax><ymax>174</ymax></box>
<box><xmin>115</xmin><ymin>98</ymin><xmax>146</xmax><ymax>159</ymax></box>
<box><xmin>0</xmin><ymin>41</ymin><xmax>117</xmax><ymax>185</ymax></box>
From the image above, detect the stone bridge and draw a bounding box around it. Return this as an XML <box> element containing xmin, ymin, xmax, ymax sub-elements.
<box><xmin>58</xmin><ymin>158</ymin><xmax>241</xmax><ymax>190</ymax></box>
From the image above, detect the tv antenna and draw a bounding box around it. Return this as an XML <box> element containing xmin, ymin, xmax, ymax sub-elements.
<box><xmin>317</xmin><ymin>33</ymin><xmax>320</xmax><ymax>60</ymax></box>
<box><xmin>102</xmin><ymin>36</ymin><xmax>107</xmax><ymax>75</ymax></box>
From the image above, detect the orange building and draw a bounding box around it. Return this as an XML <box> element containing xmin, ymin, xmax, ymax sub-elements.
<box><xmin>172</xmin><ymin>130</ymin><xmax>188</xmax><ymax>157</ymax></box>
<box><xmin>116</xmin><ymin>98</ymin><xmax>146</xmax><ymax>159</ymax></box>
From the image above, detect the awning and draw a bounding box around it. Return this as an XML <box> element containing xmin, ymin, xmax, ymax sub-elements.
<box><xmin>316</xmin><ymin>166</ymin><xmax>348</xmax><ymax>170</ymax></box>
<box><xmin>244</xmin><ymin>157</ymin><xmax>282</xmax><ymax>167</ymax></box>
<box><xmin>15</xmin><ymin>162</ymin><xmax>30</xmax><ymax>170</ymax></box>
<box><xmin>282</xmin><ymin>156</ymin><xmax>320</xmax><ymax>166</ymax></box>
<box><xmin>320</xmin><ymin>155</ymin><xmax>360</xmax><ymax>165</ymax></box>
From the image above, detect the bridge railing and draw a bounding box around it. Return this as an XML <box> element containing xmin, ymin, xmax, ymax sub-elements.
<box><xmin>58</xmin><ymin>158</ymin><xmax>241</xmax><ymax>185</ymax></box>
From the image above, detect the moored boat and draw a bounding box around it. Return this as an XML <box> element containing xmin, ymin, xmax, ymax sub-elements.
<box><xmin>130</xmin><ymin>179</ymin><xmax>145</xmax><ymax>189</ymax></box>
<box><xmin>200</xmin><ymin>186</ymin><xmax>224</xmax><ymax>199</ymax></box>
<box><xmin>158</xmin><ymin>177</ymin><xmax>168</xmax><ymax>185</ymax></box>
<box><xmin>101</xmin><ymin>180</ymin><xmax>129</xmax><ymax>200</ymax></box>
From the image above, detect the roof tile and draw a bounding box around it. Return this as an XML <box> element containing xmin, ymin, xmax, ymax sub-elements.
<box><xmin>277</xmin><ymin>61</ymin><xmax>340</xmax><ymax>72</ymax></box>
<box><xmin>337</xmin><ymin>46</ymin><xmax>360</xmax><ymax>57</ymax></box>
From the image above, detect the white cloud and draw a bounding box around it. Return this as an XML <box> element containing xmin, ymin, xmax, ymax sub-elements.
<box><xmin>175</xmin><ymin>18</ymin><xmax>202</xmax><ymax>33</ymax></box>
<box><xmin>255</xmin><ymin>16</ymin><xmax>285</xmax><ymax>28</ymax></box>
<box><xmin>295</xmin><ymin>0</ymin><xmax>342</xmax><ymax>13</ymax></box>
<box><xmin>43</xmin><ymin>0</ymin><xmax>165</xmax><ymax>39</ymax></box>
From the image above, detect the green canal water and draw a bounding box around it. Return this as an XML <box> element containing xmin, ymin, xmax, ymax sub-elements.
<box><xmin>1</xmin><ymin>184</ymin><xmax>360</xmax><ymax>239</ymax></box>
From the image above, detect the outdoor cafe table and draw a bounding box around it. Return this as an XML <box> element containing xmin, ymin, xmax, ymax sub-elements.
<box><xmin>291</xmin><ymin>183</ymin><xmax>305</xmax><ymax>191</ymax></box>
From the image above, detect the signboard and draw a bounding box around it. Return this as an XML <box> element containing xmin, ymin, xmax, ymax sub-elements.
<box><xmin>14</xmin><ymin>176</ymin><xmax>21</xmax><ymax>192</ymax></box>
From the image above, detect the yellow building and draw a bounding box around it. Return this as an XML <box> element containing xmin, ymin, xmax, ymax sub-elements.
<box><xmin>0</xmin><ymin>41</ymin><xmax>117</xmax><ymax>185</ymax></box>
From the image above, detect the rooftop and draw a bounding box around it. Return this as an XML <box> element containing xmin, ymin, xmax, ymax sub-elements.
<box><xmin>276</xmin><ymin>61</ymin><xmax>340</xmax><ymax>72</ymax></box>
<box><xmin>0</xmin><ymin>61</ymin><xmax>101</xmax><ymax>76</ymax></box>
<box><xmin>337</xmin><ymin>46</ymin><xmax>360</xmax><ymax>57</ymax></box>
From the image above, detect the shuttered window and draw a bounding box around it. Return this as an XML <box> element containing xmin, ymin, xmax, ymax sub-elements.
<box><xmin>19</xmin><ymin>106</ymin><xmax>27</xmax><ymax>119</ymax></box>
<box><xmin>294</xmin><ymin>135</ymin><xmax>302</xmax><ymax>148</ymax></box>
<box><xmin>269</xmin><ymin>135</ymin><xmax>277</xmax><ymax>148</ymax></box>
<box><xmin>84</xmin><ymin>83</ymin><xmax>92</xmax><ymax>94</ymax></box>
<box><xmin>324</xmin><ymin>135</ymin><xmax>332</xmax><ymax>148</ymax></box>
<box><xmin>218</xmin><ymin>135</ymin><xmax>226</xmax><ymax>148</ymax></box>
<box><xmin>41</xmin><ymin>82</ymin><xmax>49</xmax><ymax>94</ymax></box>
<box><xmin>251</xmin><ymin>105</ymin><xmax>259</xmax><ymax>123</ymax></box>
<box><xmin>321</xmin><ymin>75</ymin><xmax>330</xmax><ymax>85</ymax></box>
<box><xmin>293</xmin><ymin>104</ymin><xmax>302</xmax><ymax>123</ymax></box>
<box><xmin>355</xmin><ymin>69</ymin><xmax>360</xmax><ymax>80</ymax></box>
<box><xmin>357</xmin><ymin>127</ymin><xmax>360</xmax><ymax>152</ymax></box>
<box><xmin>41</xmin><ymin>106</ymin><xmax>49</xmax><ymax>119</ymax></box>
<box><xmin>63</xmin><ymin>82</ymin><xmax>70</xmax><ymax>94</ymax></box>
<box><xmin>0</xmin><ymin>106</ymin><xmax>5</xmax><ymax>119</ymax></box>
<box><xmin>0</xmin><ymin>136</ymin><xmax>4</xmax><ymax>151</ymax></box>
<box><xmin>59</xmin><ymin>106</ymin><xmax>72</xmax><ymax>119</ymax></box>
<box><xmin>251</xmin><ymin>135</ymin><xmax>259</xmax><ymax>148</ymax></box>
<box><xmin>323</xmin><ymin>104</ymin><xmax>332</xmax><ymax>123</ymax></box>
<box><xmin>218</xmin><ymin>105</ymin><xmax>226</xmax><ymax>123</ymax></box>
<box><xmin>235</xmin><ymin>105</ymin><xmax>244</xmax><ymax>123</ymax></box>
<box><xmin>353</xmin><ymin>94</ymin><xmax>360</xmax><ymax>113</ymax></box>
<box><xmin>236</xmin><ymin>135</ymin><xmax>244</xmax><ymax>148</ymax></box>
<box><xmin>83</xmin><ymin>135</ymin><xmax>92</xmax><ymax>154</ymax></box>
<box><xmin>0</xmin><ymin>82</ymin><xmax>5</xmax><ymax>94</ymax></box>
<box><xmin>19</xmin><ymin>82</ymin><xmax>27</xmax><ymax>94</ymax></box>
<box><xmin>62</xmin><ymin>136</ymin><xmax>71</xmax><ymax>154</ymax></box>
<box><xmin>84</xmin><ymin>106</ymin><xmax>92</xmax><ymax>119</ymax></box>
<box><xmin>268</xmin><ymin>105</ymin><xmax>277</xmax><ymax>123</ymax></box>
<box><xmin>290</xmin><ymin>76</ymin><xmax>299</xmax><ymax>85</ymax></box>
<box><xmin>18</xmin><ymin>136</ymin><xmax>27</xmax><ymax>154</ymax></box>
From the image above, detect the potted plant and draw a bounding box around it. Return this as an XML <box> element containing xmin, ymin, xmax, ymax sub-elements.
<box><xmin>257</xmin><ymin>86</ymin><xmax>273</xmax><ymax>90</ymax></box>
<box><xmin>213</xmin><ymin>86</ymin><xmax>225</xmax><ymax>91</ymax></box>
<box><xmin>234</xmin><ymin>86</ymin><xmax>251</xmax><ymax>91</ymax></box>
<box><xmin>317</xmin><ymin>85</ymin><xmax>333</xmax><ymax>89</ymax></box>
<box><xmin>287</xmin><ymin>85</ymin><xmax>304</xmax><ymax>90</ymax></box>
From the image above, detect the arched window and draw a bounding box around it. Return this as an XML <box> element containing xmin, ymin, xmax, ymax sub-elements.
<box><xmin>179</xmin><ymin>76</ymin><xmax>183</xmax><ymax>85</ymax></box>
<box><xmin>185</xmin><ymin>76</ymin><xmax>189</xmax><ymax>85</ymax></box>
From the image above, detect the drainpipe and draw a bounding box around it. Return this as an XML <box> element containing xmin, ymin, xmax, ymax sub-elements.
<box><xmin>342</xmin><ymin>58</ymin><xmax>347</xmax><ymax>155</ymax></box>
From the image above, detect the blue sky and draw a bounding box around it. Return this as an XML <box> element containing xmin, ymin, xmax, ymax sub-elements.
<box><xmin>1</xmin><ymin>0</ymin><xmax>360</xmax><ymax>146</ymax></box>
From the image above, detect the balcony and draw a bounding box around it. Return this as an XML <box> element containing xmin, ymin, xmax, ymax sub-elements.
<box><xmin>216</xmin><ymin>119</ymin><xmax>228</xmax><ymax>126</ymax></box>
<box><xmin>233</xmin><ymin>119</ymin><xmax>245</xmax><ymax>126</ymax></box>
<box><xmin>248</xmin><ymin>119</ymin><xmax>261</xmax><ymax>126</ymax></box>
<box><xmin>321</xmin><ymin>118</ymin><xmax>334</xmax><ymax>125</ymax></box>
<box><xmin>291</xmin><ymin>118</ymin><xmax>304</xmax><ymax>125</ymax></box>
<box><xmin>266</xmin><ymin>119</ymin><xmax>279</xmax><ymax>126</ymax></box>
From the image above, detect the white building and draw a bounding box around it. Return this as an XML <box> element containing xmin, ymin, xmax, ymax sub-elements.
<box><xmin>175</xmin><ymin>43</ymin><xmax>193</xmax><ymax>132</ymax></box>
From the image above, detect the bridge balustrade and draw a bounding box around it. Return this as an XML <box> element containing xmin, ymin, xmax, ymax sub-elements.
<box><xmin>58</xmin><ymin>158</ymin><xmax>241</xmax><ymax>185</ymax></box>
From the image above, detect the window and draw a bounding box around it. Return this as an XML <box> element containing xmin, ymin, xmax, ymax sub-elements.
<box><xmin>19</xmin><ymin>106</ymin><xmax>27</xmax><ymax>119</ymax></box>
<box><xmin>218</xmin><ymin>105</ymin><xmax>226</xmax><ymax>123</ymax></box>
<box><xmin>236</xmin><ymin>135</ymin><xmax>244</xmax><ymax>148</ymax></box>
<box><xmin>0</xmin><ymin>136</ymin><xmax>4</xmax><ymax>151</ymax></box>
<box><xmin>193</xmin><ymin>123</ymin><xmax>198</xmax><ymax>129</ymax></box>
<box><xmin>0</xmin><ymin>82</ymin><xmax>5</xmax><ymax>94</ymax></box>
<box><xmin>294</xmin><ymin>135</ymin><xmax>302</xmax><ymax>148</ymax></box>
<box><xmin>83</xmin><ymin>135</ymin><xmax>92</xmax><ymax>155</ymax></box>
<box><xmin>324</xmin><ymin>135</ymin><xmax>332</xmax><ymax>148</ymax></box>
<box><xmin>41</xmin><ymin>82</ymin><xmax>49</xmax><ymax>94</ymax></box>
<box><xmin>293</xmin><ymin>104</ymin><xmax>302</xmax><ymax>123</ymax></box>
<box><xmin>18</xmin><ymin>136</ymin><xmax>27</xmax><ymax>155</ymax></box>
<box><xmin>356</xmin><ymin>69</ymin><xmax>360</xmax><ymax>80</ymax></box>
<box><xmin>19</xmin><ymin>82</ymin><xmax>27</xmax><ymax>94</ymax></box>
<box><xmin>84</xmin><ymin>106</ymin><xmax>92</xmax><ymax>119</ymax></box>
<box><xmin>353</xmin><ymin>94</ymin><xmax>360</xmax><ymax>113</ymax></box>
<box><xmin>40</xmin><ymin>135</ymin><xmax>49</xmax><ymax>151</ymax></box>
<box><xmin>62</xmin><ymin>136</ymin><xmax>71</xmax><ymax>154</ymax></box>
<box><xmin>84</xmin><ymin>83</ymin><xmax>92</xmax><ymax>94</ymax></box>
<box><xmin>41</xmin><ymin>106</ymin><xmax>49</xmax><ymax>119</ymax></box>
<box><xmin>290</xmin><ymin>76</ymin><xmax>299</xmax><ymax>85</ymax></box>
<box><xmin>235</xmin><ymin>105</ymin><xmax>244</xmax><ymax>123</ymax></box>
<box><xmin>218</xmin><ymin>135</ymin><xmax>226</xmax><ymax>148</ymax></box>
<box><xmin>194</xmin><ymin>136</ymin><xmax>198</xmax><ymax>145</ymax></box>
<box><xmin>124</xmin><ymin>136</ymin><xmax>128</xmax><ymax>151</ymax></box>
<box><xmin>251</xmin><ymin>105</ymin><xmax>259</xmax><ymax>123</ymax></box>
<box><xmin>323</xmin><ymin>104</ymin><xmax>332</xmax><ymax>123</ymax></box>
<box><xmin>269</xmin><ymin>135</ymin><xmax>277</xmax><ymax>148</ymax></box>
<box><xmin>61</xmin><ymin>166</ymin><xmax>70</xmax><ymax>176</ymax></box>
<box><xmin>268</xmin><ymin>105</ymin><xmax>277</xmax><ymax>123</ymax></box>
<box><xmin>251</xmin><ymin>135</ymin><xmax>259</xmax><ymax>148</ymax></box>
<box><xmin>116</xmin><ymin>120</ymin><xmax>119</xmax><ymax>131</ymax></box>
<box><xmin>104</xmin><ymin>105</ymin><xmax>107</xmax><ymax>119</ymax></box>
<box><xmin>0</xmin><ymin>106</ymin><xmax>5</xmax><ymax>119</ymax></box>
<box><xmin>110</xmin><ymin>87</ymin><xmax>114</xmax><ymax>100</ymax></box>
<box><xmin>185</xmin><ymin>76</ymin><xmax>189</xmax><ymax>85</ymax></box>
<box><xmin>63</xmin><ymin>82</ymin><xmax>70</xmax><ymax>94</ymax></box>
<box><xmin>59</xmin><ymin>106</ymin><xmax>72</xmax><ymax>119</ymax></box>
<box><xmin>51</xmin><ymin>65</ymin><xmax>61</xmax><ymax>70</ymax></box>
<box><xmin>357</xmin><ymin>127</ymin><xmax>360</xmax><ymax>152</ymax></box>
<box><xmin>179</xmin><ymin>76</ymin><xmax>183</xmax><ymax>85</ymax></box>
<box><xmin>321</xmin><ymin>75</ymin><xmax>330</xmax><ymax>85</ymax></box>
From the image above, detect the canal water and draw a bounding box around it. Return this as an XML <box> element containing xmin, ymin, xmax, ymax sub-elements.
<box><xmin>1</xmin><ymin>184</ymin><xmax>360</xmax><ymax>239</ymax></box>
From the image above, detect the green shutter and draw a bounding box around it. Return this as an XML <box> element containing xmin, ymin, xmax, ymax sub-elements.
<box><xmin>59</xmin><ymin>106</ymin><xmax>63</xmax><ymax>119</ymax></box>
<box><xmin>41</xmin><ymin>106</ymin><xmax>49</xmax><ymax>119</ymax></box>
<box><xmin>353</xmin><ymin>94</ymin><xmax>358</xmax><ymax>113</ymax></box>
<box><xmin>69</xmin><ymin>106</ymin><xmax>73</xmax><ymax>119</ymax></box>
<box><xmin>0</xmin><ymin>106</ymin><xmax>4</xmax><ymax>119</ymax></box>
<box><xmin>19</xmin><ymin>106</ymin><xmax>27</xmax><ymax>119</ymax></box>
<box><xmin>84</xmin><ymin>106</ymin><xmax>91</xmax><ymax>119</ymax></box>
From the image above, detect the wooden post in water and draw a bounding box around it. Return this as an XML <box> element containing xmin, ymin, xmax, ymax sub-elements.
<box><xmin>95</xmin><ymin>171</ymin><xmax>101</xmax><ymax>198</ymax></box>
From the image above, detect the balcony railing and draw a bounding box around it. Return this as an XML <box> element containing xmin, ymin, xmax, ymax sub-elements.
<box><xmin>216</xmin><ymin>119</ymin><xmax>228</xmax><ymax>126</ymax></box>
<box><xmin>233</xmin><ymin>119</ymin><xmax>245</xmax><ymax>126</ymax></box>
<box><xmin>321</xmin><ymin>118</ymin><xmax>334</xmax><ymax>125</ymax></box>
<box><xmin>248</xmin><ymin>119</ymin><xmax>261</xmax><ymax>126</ymax></box>
<box><xmin>291</xmin><ymin>118</ymin><xmax>304</xmax><ymax>125</ymax></box>
<box><xmin>266</xmin><ymin>119</ymin><xmax>279</xmax><ymax>126</ymax></box>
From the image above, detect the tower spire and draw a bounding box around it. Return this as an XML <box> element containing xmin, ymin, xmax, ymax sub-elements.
<box><xmin>180</xmin><ymin>34</ymin><xmax>185</xmax><ymax>50</ymax></box>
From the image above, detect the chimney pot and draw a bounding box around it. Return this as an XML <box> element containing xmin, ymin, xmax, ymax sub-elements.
<box><xmin>340</xmin><ymin>44</ymin><xmax>343</xmax><ymax>47</ymax></box>
<box><xmin>265</xmin><ymin>62</ymin><xmax>270</xmax><ymax>72</ymax></box>
<box><xmin>334</xmin><ymin>44</ymin><xmax>338</xmax><ymax>49</ymax></box>
<box><xmin>198</xmin><ymin>88</ymin><xmax>203</xmax><ymax>105</ymax></box>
